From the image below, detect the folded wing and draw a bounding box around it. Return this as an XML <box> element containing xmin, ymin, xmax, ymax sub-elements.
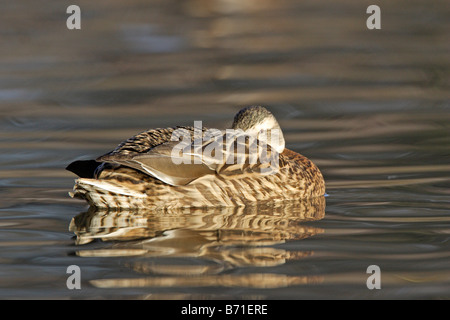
<box><xmin>96</xmin><ymin>130</ymin><xmax>280</xmax><ymax>186</ymax></box>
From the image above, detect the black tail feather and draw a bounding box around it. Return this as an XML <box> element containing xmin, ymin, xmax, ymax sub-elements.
<box><xmin>66</xmin><ymin>160</ymin><xmax>101</xmax><ymax>178</ymax></box>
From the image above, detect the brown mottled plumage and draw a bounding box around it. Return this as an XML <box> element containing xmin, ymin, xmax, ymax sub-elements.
<box><xmin>67</xmin><ymin>106</ymin><xmax>325</xmax><ymax>209</ymax></box>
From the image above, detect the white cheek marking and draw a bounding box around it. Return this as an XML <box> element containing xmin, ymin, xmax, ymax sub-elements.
<box><xmin>247</xmin><ymin>118</ymin><xmax>285</xmax><ymax>153</ymax></box>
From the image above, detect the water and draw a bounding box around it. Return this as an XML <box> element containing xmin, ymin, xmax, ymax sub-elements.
<box><xmin>0</xmin><ymin>0</ymin><xmax>449</xmax><ymax>299</ymax></box>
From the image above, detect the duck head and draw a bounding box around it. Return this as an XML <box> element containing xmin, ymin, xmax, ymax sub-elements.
<box><xmin>231</xmin><ymin>106</ymin><xmax>285</xmax><ymax>153</ymax></box>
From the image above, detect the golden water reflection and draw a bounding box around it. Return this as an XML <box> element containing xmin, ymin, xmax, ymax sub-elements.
<box><xmin>70</xmin><ymin>198</ymin><xmax>325</xmax><ymax>289</ymax></box>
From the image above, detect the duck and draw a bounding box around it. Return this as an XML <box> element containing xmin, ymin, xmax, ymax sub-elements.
<box><xmin>66</xmin><ymin>106</ymin><xmax>325</xmax><ymax>209</ymax></box>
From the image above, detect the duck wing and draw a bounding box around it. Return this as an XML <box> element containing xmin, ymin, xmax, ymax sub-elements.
<box><xmin>66</xmin><ymin>127</ymin><xmax>180</xmax><ymax>178</ymax></box>
<box><xmin>102</xmin><ymin>127</ymin><xmax>177</xmax><ymax>156</ymax></box>
<box><xmin>97</xmin><ymin>128</ymin><xmax>280</xmax><ymax>186</ymax></box>
<box><xmin>98</xmin><ymin>141</ymin><xmax>214</xmax><ymax>186</ymax></box>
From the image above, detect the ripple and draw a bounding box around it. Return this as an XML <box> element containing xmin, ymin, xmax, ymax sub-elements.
<box><xmin>90</xmin><ymin>273</ymin><xmax>324</xmax><ymax>289</ymax></box>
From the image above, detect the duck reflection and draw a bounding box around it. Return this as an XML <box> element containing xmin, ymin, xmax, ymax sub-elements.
<box><xmin>70</xmin><ymin>198</ymin><xmax>325</xmax><ymax>289</ymax></box>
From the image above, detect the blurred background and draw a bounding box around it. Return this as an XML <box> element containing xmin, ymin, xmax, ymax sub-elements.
<box><xmin>0</xmin><ymin>0</ymin><xmax>449</xmax><ymax>299</ymax></box>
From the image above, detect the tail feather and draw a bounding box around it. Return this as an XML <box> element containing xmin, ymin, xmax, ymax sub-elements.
<box><xmin>71</xmin><ymin>178</ymin><xmax>147</xmax><ymax>208</ymax></box>
<box><xmin>66</xmin><ymin>160</ymin><xmax>101</xmax><ymax>178</ymax></box>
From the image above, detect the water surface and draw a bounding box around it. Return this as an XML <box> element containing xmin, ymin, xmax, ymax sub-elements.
<box><xmin>0</xmin><ymin>0</ymin><xmax>449</xmax><ymax>299</ymax></box>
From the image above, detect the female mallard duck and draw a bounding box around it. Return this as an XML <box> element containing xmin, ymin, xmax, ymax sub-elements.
<box><xmin>67</xmin><ymin>106</ymin><xmax>325</xmax><ymax>209</ymax></box>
